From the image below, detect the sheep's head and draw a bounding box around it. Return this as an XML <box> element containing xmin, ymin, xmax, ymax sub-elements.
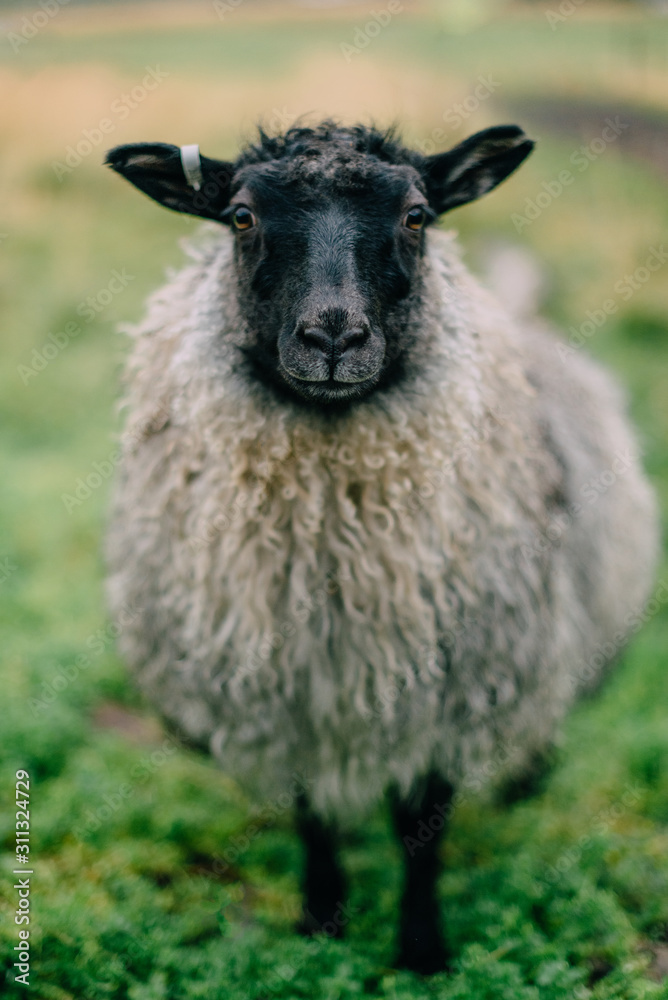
<box><xmin>106</xmin><ymin>122</ymin><xmax>533</xmax><ymax>409</ymax></box>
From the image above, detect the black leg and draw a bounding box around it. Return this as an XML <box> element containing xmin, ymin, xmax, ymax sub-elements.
<box><xmin>390</xmin><ymin>771</ymin><xmax>454</xmax><ymax>975</ymax></box>
<box><xmin>295</xmin><ymin>793</ymin><xmax>347</xmax><ymax>938</ymax></box>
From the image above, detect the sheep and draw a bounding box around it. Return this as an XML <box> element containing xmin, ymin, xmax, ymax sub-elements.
<box><xmin>104</xmin><ymin>121</ymin><xmax>658</xmax><ymax>974</ymax></box>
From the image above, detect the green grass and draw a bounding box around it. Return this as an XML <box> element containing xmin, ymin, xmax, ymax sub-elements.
<box><xmin>1</xmin><ymin>6</ymin><xmax>668</xmax><ymax>998</ymax></box>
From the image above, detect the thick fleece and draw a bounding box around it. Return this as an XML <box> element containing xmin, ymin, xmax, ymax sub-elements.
<box><xmin>107</xmin><ymin>228</ymin><xmax>658</xmax><ymax>816</ymax></box>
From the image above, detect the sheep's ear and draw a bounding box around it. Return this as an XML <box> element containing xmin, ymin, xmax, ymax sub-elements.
<box><xmin>422</xmin><ymin>125</ymin><xmax>534</xmax><ymax>215</ymax></box>
<box><xmin>105</xmin><ymin>142</ymin><xmax>234</xmax><ymax>221</ymax></box>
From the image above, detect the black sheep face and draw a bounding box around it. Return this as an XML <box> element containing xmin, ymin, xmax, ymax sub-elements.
<box><xmin>106</xmin><ymin>122</ymin><xmax>534</xmax><ymax>409</ymax></box>
<box><xmin>227</xmin><ymin>142</ymin><xmax>432</xmax><ymax>406</ymax></box>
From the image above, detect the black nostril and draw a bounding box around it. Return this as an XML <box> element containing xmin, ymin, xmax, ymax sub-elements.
<box><xmin>297</xmin><ymin>323</ymin><xmax>370</xmax><ymax>358</ymax></box>
<box><xmin>337</xmin><ymin>327</ymin><xmax>369</xmax><ymax>352</ymax></box>
<box><xmin>299</xmin><ymin>326</ymin><xmax>333</xmax><ymax>354</ymax></box>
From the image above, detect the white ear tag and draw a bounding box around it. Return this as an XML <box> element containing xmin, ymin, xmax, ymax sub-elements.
<box><xmin>180</xmin><ymin>144</ymin><xmax>203</xmax><ymax>192</ymax></box>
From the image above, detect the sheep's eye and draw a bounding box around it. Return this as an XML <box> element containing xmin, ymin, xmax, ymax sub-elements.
<box><xmin>403</xmin><ymin>206</ymin><xmax>427</xmax><ymax>231</ymax></box>
<box><xmin>232</xmin><ymin>206</ymin><xmax>256</xmax><ymax>232</ymax></box>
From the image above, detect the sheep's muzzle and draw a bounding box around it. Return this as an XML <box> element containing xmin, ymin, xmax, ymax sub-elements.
<box><xmin>277</xmin><ymin>307</ymin><xmax>386</xmax><ymax>401</ymax></box>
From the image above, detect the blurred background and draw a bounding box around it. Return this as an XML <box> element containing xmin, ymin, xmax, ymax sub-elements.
<box><xmin>1</xmin><ymin>2</ymin><xmax>668</xmax><ymax>997</ymax></box>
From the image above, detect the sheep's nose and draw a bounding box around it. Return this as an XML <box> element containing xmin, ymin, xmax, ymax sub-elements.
<box><xmin>338</xmin><ymin>326</ymin><xmax>370</xmax><ymax>352</ymax></box>
<box><xmin>299</xmin><ymin>325</ymin><xmax>370</xmax><ymax>356</ymax></box>
<box><xmin>299</xmin><ymin>326</ymin><xmax>333</xmax><ymax>354</ymax></box>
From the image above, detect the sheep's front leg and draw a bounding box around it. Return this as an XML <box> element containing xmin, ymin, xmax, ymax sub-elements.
<box><xmin>295</xmin><ymin>793</ymin><xmax>347</xmax><ymax>938</ymax></box>
<box><xmin>390</xmin><ymin>771</ymin><xmax>454</xmax><ymax>975</ymax></box>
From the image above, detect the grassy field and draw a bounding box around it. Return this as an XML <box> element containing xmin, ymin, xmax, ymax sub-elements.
<box><xmin>1</xmin><ymin>2</ymin><xmax>668</xmax><ymax>997</ymax></box>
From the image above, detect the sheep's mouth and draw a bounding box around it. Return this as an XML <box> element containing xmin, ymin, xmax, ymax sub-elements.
<box><xmin>276</xmin><ymin>325</ymin><xmax>386</xmax><ymax>403</ymax></box>
<box><xmin>284</xmin><ymin>357</ymin><xmax>383</xmax><ymax>385</ymax></box>
<box><xmin>279</xmin><ymin>369</ymin><xmax>384</xmax><ymax>404</ymax></box>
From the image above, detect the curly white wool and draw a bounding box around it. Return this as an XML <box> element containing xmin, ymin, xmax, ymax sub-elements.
<box><xmin>107</xmin><ymin>228</ymin><xmax>658</xmax><ymax>816</ymax></box>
